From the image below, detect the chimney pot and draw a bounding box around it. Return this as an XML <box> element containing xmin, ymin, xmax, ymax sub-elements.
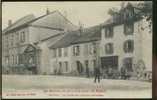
<box><xmin>46</xmin><ymin>8</ymin><xmax>50</xmax><ymax>15</ymax></box>
<box><xmin>8</xmin><ymin>20</ymin><xmax>12</xmax><ymax>26</ymax></box>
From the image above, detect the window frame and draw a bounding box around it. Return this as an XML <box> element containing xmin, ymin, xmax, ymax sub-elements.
<box><xmin>105</xmin><ymin>26</ymin><xmax>113</xmax><ymax>38</ymax></box>
<box><xmin>123</xmin><ymin>57</ymin><xmax>133</xmax><ymax>72</ymax></box>
<box><xmin>64</xmin><ymin>47</ymin><xmax>68</xmax><ymax>57</ymax></box>
<box><xmin>20</xmin><ymin>31</ymin><xmax>26</xmax><ymax>43</ymax></box>
<box><xmin>73</xmin><ymin>45</ymin><xmax>80</xmax><ymax>56</ymax></box>
<box><xmin>123</xmin><ymin>40</ymin><xmax>134</xmax><ymax>53</ymax></box>
<box><xmin>124</xmin><ymin>22</ymin><xmax>134</xmax><ymax>35</ymax></box>
<box><xmin>105</xmin><ymin>43</ymin><xmax>114</xmax><ymax>54</ymax></box>
<box><xmin>58</xmin><ymin>48</ymin><xmax>62</xmax><ymax>57</ymax></box>
<box><xmin>65</xmin><ymin>61</ymin><xmax>68</xmax><ymax>72</ymax></box>
<box><xmin>53</xmin><ymin>49</ymin><xmax>57</xmax><ymax>57</ymax></box>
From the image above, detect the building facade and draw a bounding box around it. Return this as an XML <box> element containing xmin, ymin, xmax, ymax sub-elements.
<box><xmin>100</xmin><ymin>3</ymin><xmax>152</xmax><ymax>80</ymax></box>
<box><xmin>49</xmin><ymin>26</ymin><xmax>101</xmax><ymax>77</ymax></box>
<box><xmin>2</xmin><ymin>10</ymin><xmax>78</xmax><ymax>74</ymax></box>
<box><xmin>2</xmin><ymin>3</ymin><xmax>152</xmax><ymax>80</ymax></box>
<box><xmin>48</xmin><ymin>3</ymin><xmax>152</xmax><ymax>80</ymax></box>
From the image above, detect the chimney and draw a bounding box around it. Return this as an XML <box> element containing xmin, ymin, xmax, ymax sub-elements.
<box><xmin>8</xmin><ymin>19</ymin><xmax>12</xmax><ymax>27</ymax></box>
<box><xmin>46</xmin><ymin>8</ymin><xmax>50</xmax><ymax>15</ymax></box>
<box><xmin>78</xmin><ymin>21</ymin><xmax>84</xmax><ymax>36</ymax></box>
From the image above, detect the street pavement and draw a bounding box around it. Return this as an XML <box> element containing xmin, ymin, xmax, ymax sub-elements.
<box><xmin>2</xmin><ymin>75</ymin><xmax>152</xmax><ymax>98</ymax></box>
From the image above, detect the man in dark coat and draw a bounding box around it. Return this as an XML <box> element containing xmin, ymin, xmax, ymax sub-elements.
<box><xmin>94</xmin><ymin>67</ymin><xmax>101</xmax><ymax>83</ymax></box>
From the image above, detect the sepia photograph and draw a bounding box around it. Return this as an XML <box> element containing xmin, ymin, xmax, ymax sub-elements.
<box><xmin>2</xmin><ymin>1</ymin><xmax>152</xmax><ymax>99</ymax></box>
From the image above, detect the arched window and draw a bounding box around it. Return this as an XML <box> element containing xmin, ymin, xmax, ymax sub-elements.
<box><xmin>123</xmin><ymin>40</ymin><xmax>134</xmax><ymax>53</ymax></box>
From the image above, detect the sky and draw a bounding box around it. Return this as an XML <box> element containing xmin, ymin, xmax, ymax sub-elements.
<box><xmin>2</xmin><ymin>1</ymin><xmax>139</xmax><ymax>30</ymax></box>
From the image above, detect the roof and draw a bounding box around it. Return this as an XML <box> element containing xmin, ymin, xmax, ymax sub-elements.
<box><xmin>3</xmin><ymin>10</ymin><xmax>78</xmax><ymax>34</ymax></box>
<box><xmin>49</xmin><ymin>25</ymin><xmax>101</xmax><ymax>49</ymax></box>
<box><xmin>102</xmin><ymin>3</ymin><xmax>144</xmax><ymax>27</ymax></box>
<box><xmin>29</xmin><ymin>10</ymin><xmax>77</xmax><ymax>31</ymax></box>
<box><xmin>3</xmin><ymin>14</ymin><xmax>35</xmax><ymax>34</ymax></box>
<box><xmin>49</xmin><ymin>31</ymin><xmax>80</xmax><ymax>49</ymax></box>
<box><xmin>71</xmin><ymin>25</ymin><xmax>101</xmax><ymax>44</ymax></box>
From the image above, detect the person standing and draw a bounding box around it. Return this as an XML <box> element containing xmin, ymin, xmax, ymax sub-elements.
<box><xmin>86</xmin><ymin>66</ymin><xmax>90</xmax><ymax>78</ymax></box>
<box><xmin>94</xmin><ymin>67</ymin><xmax>101</xmax><ymax>83</ymax></box>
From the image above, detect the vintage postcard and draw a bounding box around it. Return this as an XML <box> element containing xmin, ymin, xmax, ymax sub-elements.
<box><xmin>2</xmin><ymin>1</ymin><xmax>152</xmax><ymax>99</ymax></box>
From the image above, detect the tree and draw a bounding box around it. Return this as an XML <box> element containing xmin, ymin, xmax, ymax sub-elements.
<box><xmin>107</xmin><ymin>2</ymin><xmax>152</xmax><ymax>32</ymax></box>
<box><xmin>137</xmin><ymin>1</ymin><xmax>152</xmax><ymax>33</ymax></box>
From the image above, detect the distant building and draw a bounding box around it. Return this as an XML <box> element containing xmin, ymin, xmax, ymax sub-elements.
<box><xmin>2</xmin><ymin>10</ymin><xmax>78</xmax><ymax>74</ymax></box>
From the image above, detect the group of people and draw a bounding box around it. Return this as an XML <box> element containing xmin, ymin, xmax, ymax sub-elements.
<box><xmin>93</xmin><ymin>66</ymin><xmax>130</xmax><ymax>83</ymax></box>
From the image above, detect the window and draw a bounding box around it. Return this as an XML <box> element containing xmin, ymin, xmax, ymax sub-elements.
<box><xmin>11</xmin><ymin>34</ymin><xmax>14</xmax><ymax>47</ymax></box>
<box><xmin>59</xmin><ymin>62</ymin><xmax>62</xmax><ymax>73</ymax></box>
<box><xmin>84</xmin><ymin>44</ymin><xmax>89</xmax><ymax>55</ymax></box>
<box><xmin>76</xmin><ymin>46</ymin><xmax>80</xmax><ymax>56</ymax></box>
<box><xmin>20</xmin><ymin>31</ymin><xmax>25</xmax><ymax>43</ymax></box>
<box><xmin>53</xmin><ymin>49</ymin><xmax>57</xmax><ymax>57</ymax></box>
<box><xmin>85</xmin><ymin>60</ymin><xmax>89</xmax><ymax>74</ymax></box>
<box><xmin>28</xmin><ymin>55</ymin><xmax>34</xmax><ymax>64</ymax></box>
<box><xmin>73</xmin><ymin>45</ymin><xmax>80</xmax><ymax>56</ymax></box>
<box><xmin>12</xmin><ymin>55</ymin><xmax>14</xmax><ymax>65</ymax></box>
<box><xmin>76</xmin><ymin>61</ymin><xmax>83</xmax><ymax>73</ymax></box>
<box><xmin>5</xmin><ymin>36</ymin><xmax>9</xmax><ymax>49</ymax></box>
<box><xmin>124</xmin><ymin>7</ymin><xmax>134</xmax><ymax>20</ymax></box>
<box><xmin>5</xmin><ymin>56</ymin><xmax>9</xmax><ymax>65</ymax></box>
<box><xmin>101</xmin><ymin>28</ymin><xmax>105</xmax><ymax>36</ymax></box>
<box><xmin>124</xmin><ymin>22</ymin><xmax>134</xmax><ymax>35</ymax></box>
<box><xmin>90</xmin><ymin>43</ymin><xmax>97</xmax><ymax>55</ymax></box>
<box><xmin>85</xmin><ymin>60</ymin><xmax>89</xmax><ymax>67</ymax></box>
<box><xmin>123</xmin><ymin>40</ymin><xmax>134</xmax><ymax>53</ymax></box>
<box><xmin>19</xmin><ymin>54</ymin><xmax>24</xmax><ymax>64</ymax></box>
<box><xmin>65</xmin><ymin>61</ymin><xmax>68</xmax><ymax>72</ymax></box>
<box><xmin>58</xmin><ymin>48</ymin><xmax>62</xmax><ymax>57</ymax></box>
<box><xmin>14</xmin><ymin>55</ymin><xmax>16</xmax><ymax>65</ymax></box>
<box><xmin>16</xmin><ymin>32</ymin><xmax>19</xmax><ymax>46</ymax></box>
<box><xmin>105</xmin><ymin>43</ymin><xmax>114</xmax><ymax>54</ymax></box>
<box><xmin>64</xmin><ymin>48</ymin><xmax>68</xmax><ymax>57</ymax></box>
<box><xmin>16</xmin><ymin>55</ymin><xmax>19</xmax><ymax>64</ymax></box>
<box><xmin>13</xmin><ymin>55</ymin><xmax>16</xmax><ymax>65</ymax></box>
<box><xmin>73</xmin><ymin>46</ymin><xmax>75</xmax><ymax>56</ymax></box>
<box><xmin>93</xmin><ymin>60</ymin><xmax>96</xmax><ymax>67</ymax></box>
<box><xmin>105</xmin><ymin>26</ymin><xmax>113</xmax><ymax>38</ymax></box>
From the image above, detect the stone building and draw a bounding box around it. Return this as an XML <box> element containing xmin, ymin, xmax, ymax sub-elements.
<box><xmin>2</xmin><ymin>3</ymin><xmax>152</xmax><ymax>80</ymax></box>
<box><xmin>49</xmin><ymin>3</ymin><xmax>152</xmax><ymax>80</ymax></box>
<box><xmin>100</xmin><ymin>3</ymin><xmax>152</xmax><ymax>79</ymax></box>
<box><xmin>49</xmin><ymin>25</ymin><xmax>101</xmax><ymax>76</ymax></box>
<box><xmin>2</xmin><ymin>10</ymin><xmax>78</xmax><ymax>74</ymax></box>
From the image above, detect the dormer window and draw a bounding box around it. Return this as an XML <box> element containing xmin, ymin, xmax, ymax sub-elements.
<box><xmin>123</xmin><ymin>5</ymin><xmax>134</xmax><ymax>20</ymax></box>
<box><xmin>105</xmin><ymin>26</ymin><xmax>113</xmax><ymax>38</ymax></box>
